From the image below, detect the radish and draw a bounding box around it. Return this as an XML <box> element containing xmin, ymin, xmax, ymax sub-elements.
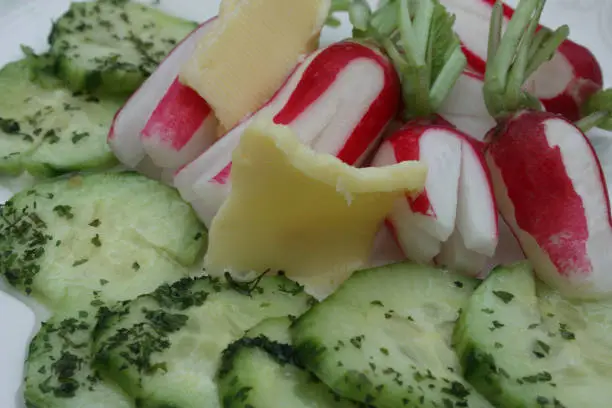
<box><xmin>174</xmin><ymin>40</ymin><xmax>400</xmax><ymax>226</ymax></box>
<box><xmin>439</xmin><ymin>0</ymin><xmax>603</xmax><ymax>122</ymax></box>
<box><xmin>435</xmin><ymin>137</ymin><xmax>499</xmax><ymax>275</ymax></box>
<box><xmin>372</xmin><ymin>123</ymin><xmax>463</xmax><ymax>245</ymax></box>
<box><xmin>373</xmin><ymin>120</ymin><xmax>499</xmax><ymax>271</ymax></box>
<box><xmin>108</xmin><ymin>18</ymin><xmax>218</xmax><ymax>175</ymax></box>
<box><xmin>479</xmin><ymin>0</ymin><xmax>612</xmax><ymax>298</ymax></box>
<box><xmin>356</xmin><ymin>0</ymin><xmax>499</xmax><ymax>274</ymax></box>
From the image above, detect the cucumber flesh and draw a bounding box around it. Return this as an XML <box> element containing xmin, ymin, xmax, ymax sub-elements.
<box><xmin>94</xmin><ymin>275</ymin><xmax>314</xmax><ymax>408</ymax></box>
<box><xmin>218</xmin><ymin>317</ymin><xmax>361</xmax><ymax>408</ymax></box>
<box><xmin>453</xmin><ymin>262</ymin><xmax>612</xmax><ymax>407</ymax></box>
<box><xmin>291</xmin><ymin>262</ymin><xmax>493</xmax><ymax>408</ymax></box>
<box><xmin>0</xmin><ymin>172</ymin><xmax>206</xmax><ymax>315</ymax></box>
<box><xmin>49</xmin><ymin>0</ymin><xmax>197</xmax><ymax>94</ymax></box>
<box><xmin>244</xmin><ymin>316</ymin><xmax>294</xmax><ymax>344</ymax></box>
<box><xmin>24</xmin><ymin>312</ymin><xmax>134</xmax><ymax>408</ymax></box>
<box><xmin>0</xmin><ymin>56</ymin><xmax>124</xmax><ymax>176</ymax></box>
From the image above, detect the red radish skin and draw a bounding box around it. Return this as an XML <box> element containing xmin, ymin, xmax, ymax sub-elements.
<box><xmin>108</xmin><ymin>18</ymin><xmax>218</xmax><ymax>173</ymax></box>
<box><xmin>372</xmin><ymin>119</ymin><xmax>499</xmax><ymax>272</ymax></box>
<box><xmin>486</xmin><ymin>110</ymin><xmax>612</xmax><ymax>299</ymax></box>
<box><xmin>174</xmin><ymin>41</ymin><xmax>400</xmax><ymax>226</ymax></box>
<box><xmin>141</xmin><ymin>79</ymin><xmax>217</xmax><ymax>169</ymax></box>
<box><xmin>374</xmin><ymin>123</ymin><xmax>462</xmax><ymax>242</ymax></box>
<box><xmin>439</xmin><ymin>0</ymin><xmax>603</xmax><ymax>121</ymax></box>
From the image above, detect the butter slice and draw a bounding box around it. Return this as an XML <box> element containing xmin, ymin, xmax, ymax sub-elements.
<box><xmin>180</xmin><ymin>0</ymin><xmax>330</xmax><ymax>131</ymax></box>
<box><xmin>204</xmin><ymin>118</ymin><xmax>427</xmax><ymax>298</ymax></box>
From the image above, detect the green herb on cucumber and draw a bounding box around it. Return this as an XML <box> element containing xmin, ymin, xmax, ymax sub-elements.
<box><xmin>49</xmin><ymin>0</ymin><xmax>197</xmax><ymax>94</ymax></box>
<box><xmin>93</xmin><ymin>275</ymin><xmax>314</xmax><ymax>408</ymax></box>
<box><xmin>0</xmin><ymin>172</ymin><xmax>206</xmax><ymax>315</ymax></box>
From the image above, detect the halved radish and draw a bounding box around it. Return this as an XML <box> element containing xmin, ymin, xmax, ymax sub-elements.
<box><xmin>435</xmin><ymin>136</ymin><xmax>499</xmax><ymax>275</ymax></box>
<box><xmin>174</xmin><ymin>40</ymin><xmax>401</xmax><ymax>226</ymax></box>
<box><xmin>486</xmin><ymin>111</ymin><xmax>612</xmax><ymax>298</ymax></box>
<box><xmin>456</xmin><ymin>137</ymin><xmax>498</xmax><ymax>256</ymax></box>
<box><xmin>478</xmin><ymin>0</ymin><xmax>612</xmax><ymax>298</ymax></box>
<box><xmin>372</xmin><ymin>120</ymin><xmax>499</xmax><ymax>271</ymax></box>
<box><xmin>372</xmin><ymin>124</ymin><xmax>463</xmax><ymax>243</ymax></box>
<box><xmin>108</xmin><ymin>18</ymin><xmax>218</xmax><ymax>174</ymax></box>
<box><xmin>439</xmin><ymin>0</ymin><xmax>603</xmax><ymax>121</ymax></box>
<box><xmin>140</xmin><ymin>79</ymin><xmax>217</xmax><ymax>170</ymax></box>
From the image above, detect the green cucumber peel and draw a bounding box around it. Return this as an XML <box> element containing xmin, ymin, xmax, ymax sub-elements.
<box><xmin>349</xmin><ymin>0</ymin><xmax>467</xmax><ymax>120</ymax></box>
<box><xmin>580</xmin><ymin>88</ymin><xmax>612</xmax><ymax>131</ymax></box>
<box><xmin>483</xmin><ymin>0</ymin><xmax>569</xmax><ymax>120</ymax></box>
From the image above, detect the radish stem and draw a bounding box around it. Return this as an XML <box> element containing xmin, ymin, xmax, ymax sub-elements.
<box><xmin>483</xmin><ymin>0</ymin><xmax>569</xmax><ymax>119</ymax></box>
<box><xmin>399</xmin><ymin>0</ymin><xmax>421</xmax><ymax>66</ymax></box>
<box><xmin>327</xmin><ymin>0</ymin><xmax>352</xmax><ymax>27</ymax></box>
<box><xmin>430</xmin><ymin>47</ymin><xmax>465</xmax><ymax>109</ymax></box>
<box><xmin>414</xmin><ymin>0</ymin><xmax>436</xmax><ymax>64</ymax></box>
<box><xmin>506</xmin><ymin>0</ymin><xmax>543</xmax><ymax>111</ymax></box>
<box><xmin>331</xmin><ymin>0</ymin><xmax>351</xmax><ymax>12</ymax></box>
<box><xmin>581</xmin><ymin>89</ymin><xmax>612</xmax><ymax>131</ymax></box>
<box><xmin>575</xmin><ymin>111</ymin><xmax>610</xmax><ymax>133</ymax></box>
<box><xmin>358</xmin><ymin>0</ymin><xmax>467</xmax><ymax>120</ymax></box>
<box><xmin>524</xmin><ymin>25</ymin><xmax>569</xmax><ymax>78</ymax></box>
<box><xmin>486</xmin><ymin>1</ymin><xmax>503</xmax><ymax>70</ymax></box>
<box><xmin>349</xmin><ymin>0</ymin><xmax>372</xmax><ymax>31</ymax></box>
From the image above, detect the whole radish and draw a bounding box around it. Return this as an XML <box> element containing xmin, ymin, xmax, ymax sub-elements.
<box><xmin>439</xmin><ymin>0</ymin><xmax>603</xmax><ymax>122</ymax></box>
<box><xmin>174</xmin><ymin>40</ymin><xmax>400</xmax><ymax>226</ymax></box>
<box><xmin>480</xmin><ymin>0</ymin><xmax>612</xmax><ymax>299</ymax></box>
<box><xmin>350</xmin><ymin>0</ymin><xmax>500</xmax><ymax>275</ymax></box>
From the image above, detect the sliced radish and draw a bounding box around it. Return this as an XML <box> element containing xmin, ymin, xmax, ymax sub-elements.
<box><xmin>108</xmin><ymin>18</ymin><xmax>218</xmax><ymax>173</ymax></box>
<box><xmin>486</xmin><ymin>110</ymin><xmax>612</xmax><ymax>299</ymax></box>
<box><xmin>472</xmin><ymin>0</ymin><xmax>612</xmax><ymax>298</ymax></box>
<box><xmin>140</xmin><ymin>78</ymin><xmax>218</xmax><ymax>170</ymax></box>
<box><xmin>456</xmin><ymin>137</ymin><xmax>498</xmax><ymax>256</ymax></box>
<box><xmin>174</xmin><ymin>41</ymin><xmax>400</xmax><ymax>226</ymax></box>
<box><xmin>439</xmin><ymin>0</ymin><xmax>603</xmax><ymax>121</ymax></box>
<box><xmin>372</xmin><ymin>123</ymin><xmax>463</xmax><ymax>242</ymax></box>
<box><xmin>372</xmin><ymin>119</ymin><xmax>499</xmax><ymax>272</ymax></box>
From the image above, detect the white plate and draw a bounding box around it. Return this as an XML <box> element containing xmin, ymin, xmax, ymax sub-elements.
<box><xmin>0</xmin><ymin>1</ymin><xmax>611</xmax><ymax>407</ymax></box>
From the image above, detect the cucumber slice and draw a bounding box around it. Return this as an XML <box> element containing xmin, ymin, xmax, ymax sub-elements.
<box><xmin>218</xmin><ymin>317</ymin><xmax>360</xmax><ymax>408</ymax></box>
<box><xmin>453</xmin><ymin>262</ymin><xmax>612</xmax><ymax>407</ymax></box>
<box><xmin>24</xmin><ymin>312</ymin><xmax>135</xmax><ymax>408</ymax></box>
<box><xmin>94</xmin><ymin>275</ymin><xmax>314</xmax><ymax>408</ymax></box>
<box><xmin>0</xmin><ymin>56</ymin><xmax>124</xmax><ymax>176</ymax></box>
<box><xmin>244</xmin><ymin>316</ymin><xmax>294</xmax><ymax>344</ymax></box>
<box><xmin>0</xmin><ymin>172</ymin><xmax>206</xmax><ymax>315</ymax></box>
<box><xmin>291</xmin><ymin>262</ymin><xmax>493</xmax><ymax>408</ymax></box>
<box><xmin>49</xmin><ymin>0</ymin><xmax>197</xmax><ymax>94</ymax></box>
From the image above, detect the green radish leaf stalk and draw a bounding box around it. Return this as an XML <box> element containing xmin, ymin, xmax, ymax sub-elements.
<box><xmin>349</xmin><ymin>0</ymin><xmax>467</xmax><ymax>120</ymax></box>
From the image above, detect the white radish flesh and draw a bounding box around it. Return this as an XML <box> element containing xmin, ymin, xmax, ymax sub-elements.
<box><xmin>438</xmin><ymin>71</ymin><xmax>496</xmax><ymax>141</ymax></box>
<box><xmin>373</xmin><ymin>120</ymin><xmax>499</xmax><ymax>273</ymax></box>
<box><xmin>486</xmin><ymin>110</ymin><xmax>612</xmax><ymax>299</ymax></box>
<box><xmin>436</xmin><ymin>230</ymin><xmax>489</xmax><ymax>277</ymax></box>
<box><xmin>372</xmin><ymin>125</ymin><xmax>463</xmax><ymax>242</ymax></box>
<box><xmin>108</xmin><ymin>18</ymin><xmax>218</xmax><ymax>173</ymax></box>
<box><xmin>174</xmin><ymin>41</ymin><xmax>400</xmax><ymax>226</ymax></box>
<box><xmin>456</xmin><ymin>138</ymin><xmax>498</xmax><ymax>256</ymax></box>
